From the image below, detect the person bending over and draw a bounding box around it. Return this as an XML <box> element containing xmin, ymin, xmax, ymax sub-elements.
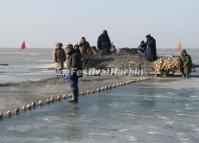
<box><xmin>180</xmin><ymin>49</ymin><xmax>192</xmax><ymax>78</ymax></box>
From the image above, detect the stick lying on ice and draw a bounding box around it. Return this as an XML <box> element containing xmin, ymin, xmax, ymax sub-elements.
<box><xmin>0</xmin><ymin>64</ymin><xmax>8</xmax><ymax>66</ymax></box>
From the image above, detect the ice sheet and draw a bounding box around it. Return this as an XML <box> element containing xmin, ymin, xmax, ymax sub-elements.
<box><xmin>0</xmin><ymin>77</ymin><xmax>199</xmax><ymax>143</ymax></box>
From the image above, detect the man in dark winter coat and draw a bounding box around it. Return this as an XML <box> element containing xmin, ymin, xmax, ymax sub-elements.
<box><xmin>145</xmin><ymin>34</ymin><xmax>157</xmax><ymax>62</ymax></box>
<box><xmin>97</xmin><ymin>30</ymin><xmax>112</xmax><ymax>56</ymax></box>
<box><xmin>65</xmin><ymin>44</ymin><xmax>82</xmax><ymax>103</ymax></box>
<box><xmin>74</xmin><ymin>44</ymin><xmax>82</xmax><ymax>59</ymax></box>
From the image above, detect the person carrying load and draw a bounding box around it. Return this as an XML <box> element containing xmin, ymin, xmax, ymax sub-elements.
<box><xmin>180</xmin><ymin>49</ymin><xmax>192</xmax><ymax>78</ymax></box>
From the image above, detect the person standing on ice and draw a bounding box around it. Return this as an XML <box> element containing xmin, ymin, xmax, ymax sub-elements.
<box><xmin>53</xmin><ymin>42</ymin><xmax>66</xmax><ymax>72</ymax></box>
<box><xmin>138</xmin><ymin>40</ymin><xmax>147</xmax><ymax>57</ymax></box>
<box><xmin>74</xmin><ymin>44</ymin><xmax>82</xmax><ymax>59</ymax></box>
<box><xmin>145</xmin><ymin>34</ymin><xmax>157</xmax><ymax>61</ymax></box>
<box><xmin>65</xmin><ymin>44</ymin><xmax>82</xmax><ymax>103</ymax></box>
<box><xmin>97</xmin><ymin>30</ymin><xmax>112</xmax><ymax>56</ymax></box>
<box><xmin>79</xmin><ymin>37</ymin><xmax>90</xmax><ymax>57</ymax></box>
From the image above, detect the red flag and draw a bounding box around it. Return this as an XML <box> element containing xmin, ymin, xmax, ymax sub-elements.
<box><xmin>21</xmin><ymin>41</ymin><xmax>26</xmax><ymax>49</ymax></box>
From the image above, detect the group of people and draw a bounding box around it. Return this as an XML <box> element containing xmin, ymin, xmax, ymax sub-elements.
<box><xmin>53</xmin><ymin>32</ymin><xmax>193</xmax><ymax>103</ymax></box>
<box><xmin>138</xmin><ymin>34</ymin><xmax>157</xmax><ymax>62</ymax></box>
<box><xmin>53</xmin><ymin>42</ymin><xmax>82</xmax><ymax>103</ymax></box>
<box><xmin>138</xmin><ymin>34</ymin><xmax>192</xmax><ymax>78</ymax></box>
<box><xmin>52</xmin><ymin>30</ymin><xmax>116</xmax><ymax>103</ymax></box>
<box><xmin>53</xmin><ymin>30</ymin><xmax>116</xmax><ymax>66</ymax></box>
<box><xmin>53</xmin><ymin>30</ymin><xmax>116</xmax><ymax>71</ymax></box>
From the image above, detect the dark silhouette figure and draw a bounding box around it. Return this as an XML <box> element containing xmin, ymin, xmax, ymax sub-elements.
<box><xmin>97</xmin><ymin>30</ymin><xmax>112</xmax><ymax>56</ymax></box>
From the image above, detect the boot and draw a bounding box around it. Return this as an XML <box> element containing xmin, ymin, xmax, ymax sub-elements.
<box><xmin>68</xmin><ymin>89</ymin><xmax>78</xmax><ymax>104</ymax></box>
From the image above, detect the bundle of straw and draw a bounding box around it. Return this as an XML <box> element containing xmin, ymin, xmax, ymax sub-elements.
<box><xmin>154</xmin><ymin>57</ymin><xmax>181</xmax><ymax>73</ymax></box>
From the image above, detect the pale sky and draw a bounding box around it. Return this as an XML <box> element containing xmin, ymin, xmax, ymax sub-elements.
<box><xmin>0</xmin><ymin>0</ymin><xmax>198</xmax><ymax>49</ymax></box>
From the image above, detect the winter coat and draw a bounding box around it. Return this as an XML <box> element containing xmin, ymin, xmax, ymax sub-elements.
<box><xmin>181</xmin><ymin>54</ymin><xmax>192</xmax><ymax>74</ymax></box>
<box><xmin>97</xmin><ymin>33</ymin><xmax>111</xmax><ymax>52</ymax></box>
<box><xmin>67</xmin><ymin>50</ymin><xmax>82</xmax><ymax>77</ymax></box>
<box><xmin>53</xmin><ymin>48</ymin><xmax>66</xmax><ymax>63</ymax></box>
<box><xmin>79</xmin><ymin>41</ymin><xmax>90</xmax><ymax>56</ymax></box>
<box><xmin>145</xmin><ymin>38</ymin><xmax>157</xmax><ymax>61</ymax></box>
<box><xmin>138</xmin><ymin>42</ymin><xmax>147</xmax><ymax>57</ymax></box>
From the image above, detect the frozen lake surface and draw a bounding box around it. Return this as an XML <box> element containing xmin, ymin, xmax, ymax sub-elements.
<box><xmin>0</xmin><ymin>77</ymin><xmax>199</xmax><ymax>143</ymax></box>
